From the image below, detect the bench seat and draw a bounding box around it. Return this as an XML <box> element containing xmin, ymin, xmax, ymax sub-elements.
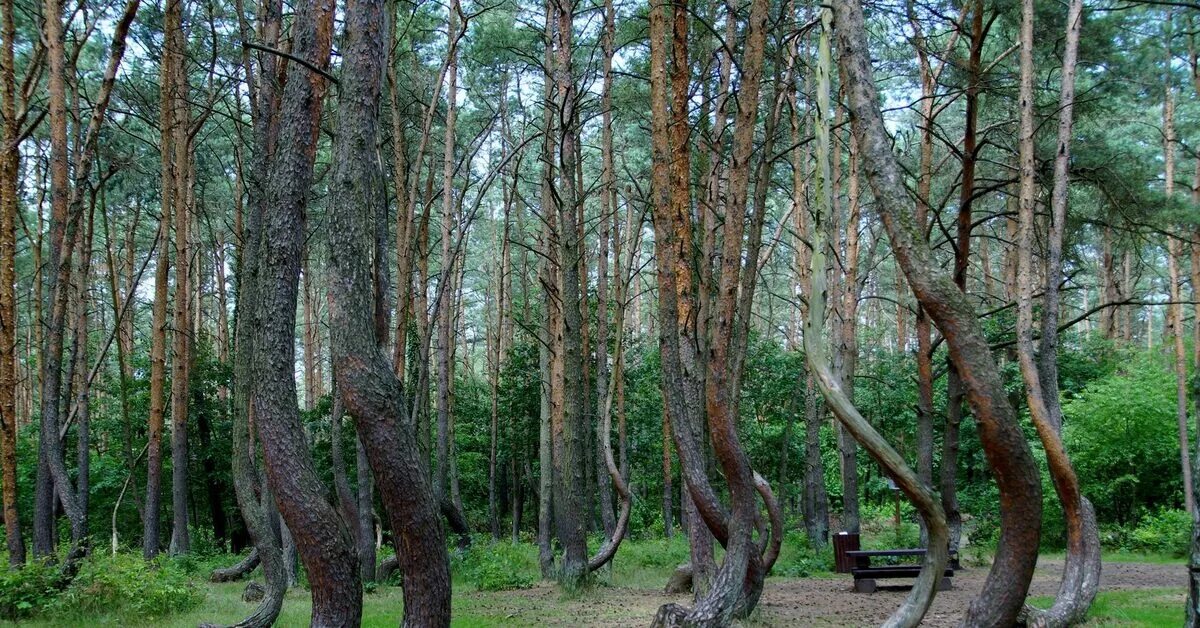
<box><xmin>850</xmin><ymin>566</ymin><xmax>954</xmax><ymax>593</ymax></box>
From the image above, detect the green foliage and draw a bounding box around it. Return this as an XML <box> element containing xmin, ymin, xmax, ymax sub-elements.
<box><xmin>615</xmin><ymin>535</ymin><xmax>690</xmax><ymax>569</ymax></box>
<box><xmin>50</xmin><ymin>554</ymin><xmax>203</xmax><ymax>619</ymax></box>
<box><xmin>1121</xmin><ymin>508</ymin><xmax>1191</xmax><ymax>557</ymax></box>
<box><xmin>453</xmin><ymin>540</ymin><xmax>538</xmax><ymax>591</ymax></box>
<box><xmin>0</xmin><ymin>560</ymin><xmax>61</xmax><ymax>619</ymax></box>
<box><xmin>1064</xmin><ymin>353</ymin><xmax>1187</xmax><ymax>526</ymax></box>
<box><xmin>771</xmin><ymin>531</ymin><xmax>834</xmax><ymax>577</ymax></box>
<box><xmin>0</xmin><ymin>554</ymin><xmax>203</xmax><ymax>622</ymax></box>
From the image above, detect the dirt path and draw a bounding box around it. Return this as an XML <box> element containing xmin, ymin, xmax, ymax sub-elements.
<box><xmin>476</xmin><ymin>561</ymin><xmax>1184</xmax><ymax>626</ymax></box>
<box><xmin>754</xmin><ymin>561</ymin><xmax>1184</xmax><ymax>627</ymax></box>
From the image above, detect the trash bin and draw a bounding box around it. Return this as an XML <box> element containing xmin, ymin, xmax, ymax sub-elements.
<box><xmin>833</xmin><ymin>531</ymin><xmax>861</xmax><ymax>573</ymax></box>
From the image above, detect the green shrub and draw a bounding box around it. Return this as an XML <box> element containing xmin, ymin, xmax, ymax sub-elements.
<box><xmin>0</xmin><ymin>553</ymin><xmax>204</xmax><ymax>622</ymax></box>
<box><xmin>51</xmin><ymin>554</ymin><xmax>203</xmax><ymax>620</ymax></box>
<box><xmin>0</xmin><ymin>560</ymin><xmax>61</xmax><ymax>619</ymax></box>
<box><xmin>1064</xmin><ymin>355</ymin><xmax>1188</xmax><ymax>526</ymax></box>
<box><xmin>453</xmin><ymin>540</ymin><xmax>538</xmax><ymax>591</ymax></box>
<box><xmin>1126</xmin><ymin>508</ymin><xmax>1190</xmax><ymax>557</ymax></box>
<box><xmin>772</xmin><ymin>532</ymin><xmax>833</xmax><ymax>577</ymax></box>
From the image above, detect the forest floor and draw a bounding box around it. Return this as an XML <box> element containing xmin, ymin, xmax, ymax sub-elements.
<box><xmin>136</xmin><ymin>554</ymin><xmax>1180</xmax><ymax>627</ymax></box>
<box><xmin>2</xmin><ymin>549</ymin><xmax>1180</xmax><ymax>626</ymax></box>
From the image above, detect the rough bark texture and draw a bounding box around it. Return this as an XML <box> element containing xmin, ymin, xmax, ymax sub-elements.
<box><xmin>167</xmin><ymin>0</ymin><xmax>192</xmax><ymax>554</ymax></box>
<box><xmin>249</xmin><ymin>0</ymin><xmax>363</xmax><ymax>623</ymax></box>
<box><xmin>550</xmin><ymin>0</ymin><xmax>589</xmax><ymax>588</ymax></box>
<box><xmin>648</xmin><ymin>0</ymin><xmax>781</xmax><ymax>622</ymax></box>
<box><xmin>214</xmin><ymin>0</ymin><xmax>288</xmax><ymax>624</ymax></box>
<box><xmin>326</xmin><ymin>0</ymin><xmax>452</xmax><ymax>622</ymax></box>
<box><xmin>0</xmin><ymin>0</ymin><xmax>24</xmax><ymax>566</ymax></box>
<box><xmin>831</xmin><ymin>0</ymin><xmax>1043</xmax><ymax>624</ymax></box>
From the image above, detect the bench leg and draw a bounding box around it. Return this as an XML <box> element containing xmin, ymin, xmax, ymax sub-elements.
<box><xmin>938</xmin><ymin>577</ymin><xmax>953</xmax><ymax>591</ymax></box>
<box><xmin>854</xmin><ymin>579</ymin><xmax>877</xmax><ymax>593</ymax></box>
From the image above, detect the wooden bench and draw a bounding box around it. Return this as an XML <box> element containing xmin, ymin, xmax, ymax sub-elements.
<box><xmin>846</xmin><ymin>549</ymin><xmax>955</xmax><ymax>593</ymax></box>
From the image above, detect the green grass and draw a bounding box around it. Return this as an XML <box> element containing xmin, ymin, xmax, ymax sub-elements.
<box><xmin>1028</xmin><ymin>588</ymin><xmax>1185</xmax><ymax>626</ymax></box>
<box><xmin>0</xmin><ymin>540</ymin><xmax>1186</xmax><ymax>626</ymax></box>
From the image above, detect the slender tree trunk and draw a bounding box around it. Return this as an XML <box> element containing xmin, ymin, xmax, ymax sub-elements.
<box><xmin>168</xmin><ymin>20</ymin><xmax>193</xmax><ymax>550</ymax></box>
<box><xmin>145</xmin><ymin>0</ymin><xmax>181</xmax><ymax>560</ymax></box>
<box><xmin>1164</xmin><ymin>67</ymin><xmax>1194</xmax><ymax>516</ymax></box>
<box><xmin>832</xmin><ymin>0</ymin><xmax>1044</xmax><ymax>623</ymax></box>
<box><xmin>802</xmin><ymin>21</ymin><xmax>950</xmax><ymax>616</ymax></box>
<box><xmin>39</xmin><ymin>0</ymin><xmax>140</xmax><ymax>565</ymax></box>
<box><xmin>1020</xmin><ymin>1</ymin><xmax>1101</xmax><ymax>622</ymax></box>
<box><xmin>0</xmin><ymin>0</ymin><xmax>25</xmax><ymax>566</ymax></box>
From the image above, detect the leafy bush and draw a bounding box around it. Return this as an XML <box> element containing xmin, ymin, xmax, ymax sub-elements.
<box><xmin>50</xmin><ymin>554</ymin><xmax>204</xmax><ymax>619</ymax></box>
<box><xmin>0</xmin><ymin>554</ymin><xmax>203</xmax><ymax>622</ymax></box>
<box><xmin>772</xmin><ymin>531</ymin><xmax>833</xmax><ymax>577</ymax></box>
<box><xmin>453</xmin><ymin>540</ymin><xmax>538</xmax><ymax>591</ymax></box>
<box><xmin>1064</xmin><ymin>355</ymin><xmax>1187</xmax><ymax>526</ymax></box>
<box><xmin>1126</xmin><ymin>508</ymin><xmax>1190</xmax><ymax>557</ymax></box>
<box><xmin>0</xmin><ymin>560</ymin><xmax>60</xmax><ymax>619</ymax></box>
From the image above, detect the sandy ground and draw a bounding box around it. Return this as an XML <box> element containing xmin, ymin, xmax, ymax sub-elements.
<box><xmin>753</xmin><ymin>560</ymin><xmax>1184</xmax><ymax>627</ymax></box>
<box><xmin>482</xmin><ymin>561</ymin><xmax>1184</xmax><ymax>626</ymax></box>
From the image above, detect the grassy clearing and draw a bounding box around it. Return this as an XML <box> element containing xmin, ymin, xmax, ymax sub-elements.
<box><xmin>1028</xmin><ymin>588</ymin><xmax>1185</xmax><ymax>627</ymax></box>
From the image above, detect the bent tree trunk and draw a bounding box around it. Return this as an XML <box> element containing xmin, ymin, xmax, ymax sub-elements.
<box><xmin>831</xmin><ymin>0</ymin><xmax>1043</xmax><ymax>624</ymax></box>
<box><xmin>213</xmin><ymin>0</ymin><xmax>286</xmax><ymax>625</ymax></box>
<box><xmin>326</xmin><ymin>0</ymin><xmax>451</xmax><ymax>623</ymax></box>
<box><xmin>1016</xmin><ymin>0</ymin><xmax>1100</xmax><ymax>624</ymax></box>
<box><xmin>803</xmin><ymin>12</ymin><xmax>948</xmax><ymax>624</ymax></box>
<box><xmin>249</xmin><ymin>0</ymin><xmax>362</xmax><ymax>623</ymax></box>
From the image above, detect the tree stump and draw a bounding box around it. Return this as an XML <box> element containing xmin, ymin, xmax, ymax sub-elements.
<box><xmin>242</xmin><ymin>581</ymin><xmax>266</xmax><ymax>603</ymax></box>
<box><xmin>663</xmin><ymin>563</ymin><xmax>692</xmax><ymax>594</ymax></box>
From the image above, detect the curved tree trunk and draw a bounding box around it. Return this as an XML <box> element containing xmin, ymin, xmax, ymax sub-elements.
<box><xmin>1017</xmin><ymin>0</ymin><xmax>1101</xmax><ymax>623</ymax></box>
<box><xmin>326</xmin><ymin>0</ymin><xmax>451</xmax><ymax>622</ymax></box>
<box><xmin>831</xmin><ymin>0</ymin><xmax>1043</xmax><ymax>624</ymax></box>
<box><xmin>213</xmin><ymin>1</ymin><xmax>286</xmax><ymax>625</ymax></box>
<box><xmin>249</xmin><ymin>0</ymin><xmax>362</xmax><ymax>623</ymax></box>
<box><xmin>801</xmin><ymin>19</ymin><xmax>950</xmax><ymax>616</ymax></box>
<box><xmin>211</xmin><ymin>549</ymin><xmax>260</xmax><ymax>583</ymax></box>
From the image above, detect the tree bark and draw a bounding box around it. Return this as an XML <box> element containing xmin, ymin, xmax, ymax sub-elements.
<box><xmin>802</xmin><ymin>19</ymin><xmax>951</xmax><ymax>617</ymax></box>
<box><xmin>831</xmin><ymin>1</ymin><xmax>1044</xmax><ymax>624</ymax></box>
<box><xmin>39</xmin><ymin>0</ymin><xmax>140</xmax><ymax>566</ymax></box>
<box><xmin>0</xmin><ymin>0</ymin><xmax>25</xmax><ymax>567</ymax></box>
<box><xmin>250</xmin><ymin>0</ymin><xmax>362</xmax><ymax>622</ymax></box>
<box><xmin>326</xmin><ymin>0</ymin><xmax>451</xmax><ymax>622</ymax></box>
<box><xmin>1019</xmin><ymin>0</ymin><xmax>1101</xmax><ymax>623</ymax></box>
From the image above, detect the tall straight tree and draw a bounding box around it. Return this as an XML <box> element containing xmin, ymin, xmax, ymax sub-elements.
<box><xmin>549</xmin><ymin>0</ymin><xmax>589</xmax><ymax>588</ymax></box>
<box><xmin>0</xmin><ymin>0</ymin><xmax>24</xmax><ymax>567</ymax></box>
<box><xmin>166</xmin><ymin>0</ymin><xmax>192</xmax><ymax>555</ymax></box>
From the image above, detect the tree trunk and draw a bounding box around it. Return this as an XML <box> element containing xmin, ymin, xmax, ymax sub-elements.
<box><xmin>831</xmin><ymin>0</ymin><xmax>1044</xmax><ymax>624</ymax></box>
<box><xmin>326</xmin><ymin>0</ymin><xmax>451</xmax><ymax>622</ymax></box>
<box><xmin>802</xmin><ymin>21</ymin><xmax>950</xmax><ymax>617</ymax></box>
<box><xmin>0</xmin><ymin>0</ymin><xmax>25</xmax><ymax>566</ymax></box>
<box><xmin>1019</xmin><ymin>0</ymin><xmax>1101</xmax><ymax>622</ymax></box>
<box><xmin>249</xmin><ymin>0</ymin><xmax>362</xmax><ymax>622</ymax></box>
<box><xmin>39</xmin><ymin>0</ymin><xmax>140</xmax><ymax>566</ymax></box>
